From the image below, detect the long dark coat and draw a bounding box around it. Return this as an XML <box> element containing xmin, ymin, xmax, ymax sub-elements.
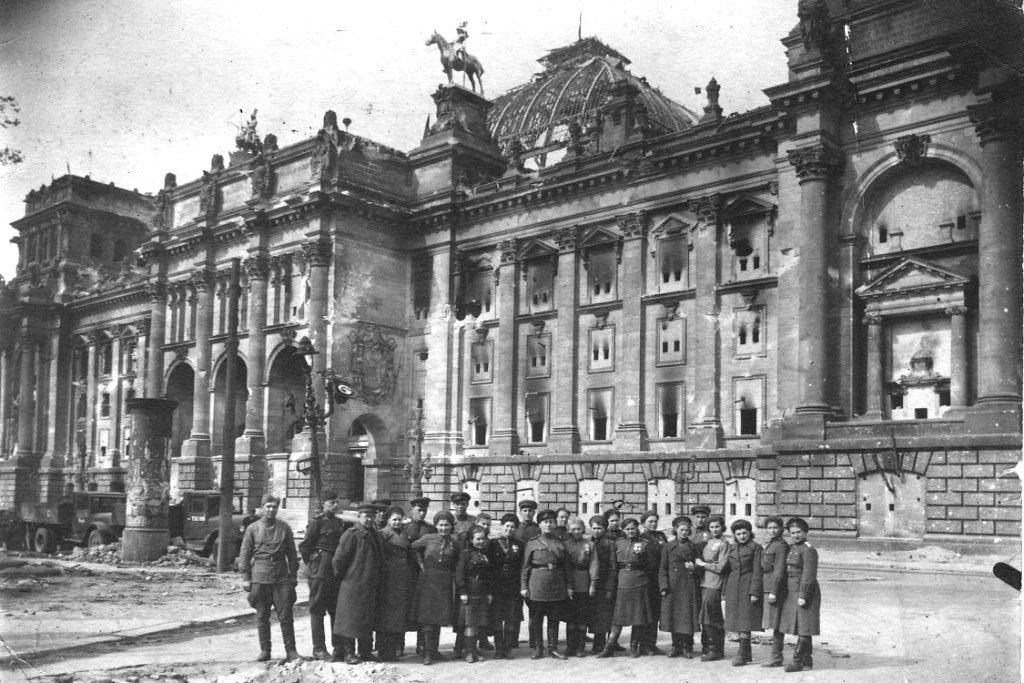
<box><xmin>331</xmin><ymin>523</ymin><xmax>385</xmax><ymax>639</ymax></box>
<box><xmin>455</xmin><ymin>547</ymin><xmax>491</xmax><ymax>628</ymax></box>
<box><xmin>658</xmin><ymin>538</ymin><xmax>701</xmax><ymax>634</ymax></box>
<box><xmin>485</xmin><ymin>536</ymin><xmax>525</xmax><ymax>623</ymax></box>
<box><xmin>588</xmin><ymin>535</ymin><xmax>615</xmax><ymax>634</ymax></box>
<box><xmin>761</xmin><ymin>537</ymin><xmax>788</xmax><ymax>630</ymax></box>
<box><xmin>607</xmin><ymin>536</ymin><xmax>658</xmax><ymax>626</ymax></box>
<box><xmin>378</xmin><ymin>527</ymin><xmax>419</xmax><ymax>633</ymax></box>
<box><xmin>779</xmin><ymin>542</ymin><xmax>820</xmax><ymax>636</ymax></box>
<box><xmin>411</xmin><ymin>533</ymin><xmax>462</xmax><ymax>626</ymax></box>
<box><xmin>723</xmin><ymin>540</ymin><xmax>764</xmax><ymax>632</ymax></box>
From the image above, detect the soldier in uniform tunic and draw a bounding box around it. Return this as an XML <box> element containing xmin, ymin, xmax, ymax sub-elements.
<box><xmin>521</xmin><ymin>509</ymin><xmax>573</xmax><ymax>660</ymax></box>
<box><xmin>694</xmin><ymin>514</ymin><xmax>729</xmax><ymax>662</ymax></box>
<box><xmin>639</xmin><ymin>510</ymin><xmax>668</xmax><ymax>655</ymax></box>
<box><xmin>486</xmin><ymin>513</ymin><xmax>525</xmax><ymax>659</ymax></box>
<box><xmin>760</xmin><ymin>515</ymin><xmax>789</xmax><ymax>667</ymax></box>
<box><xmin>723</xmin><ymin>518</ymin><xmax>763</xmax><ymax>666</ymax></box>
<box><xmin>412</xmin><ymin>511</ymin><xmax>463</xmax><ymax>665</ymax></box>
<box><xmin>401</xmin><ymin>497</ymin><xmax>435</xmax><ymax>655</ymax></box>
<box><xmin>587</xmin><ymin>514</ymin><xmax>615</xmax><ymax>654</ymax></box>
<box><xmin>332</xmin><ymin>503</ymin><xmax>386</xmax><ymax>665</ymax></box>
<box><xmin>779</xmin><ymin>517</ymin><xmax>820</xmax><ymax>672</ymax></box>
<box><xmin>603</xmin><ymin>507</ymin><xmax>624</xmax><ymax>541</ymax></box>
<box><xmin>298</xmin><ymin>489</ymin><xmax>347</xmax><ymax>660</ymax></box>
<box><xmin>239</xmin><ymin>494</ymin><xmax>300</xmax><ymax>662</ymax></box>
<box><xmin>456</xmin><ymin>525</ymin><xmax>492</xmax><ymax>663</ymax></box>
<box><xmin>659</xmin><ymin>515</ymin><xmax>701</xmax><ymax>658</ymax></box>
<box><xmin>689</xmin><ymin>504</ymin><xmax>712</xmax><ymax>653</ymax></box>
<box><xmin>512</xmin><ymin>498</ymin><xmax>540</xmax><ymax>542</ymax></box>
<box><xmin>598</xmin><ymin>517</ymin><xmax>658</xmax><ymax>658</ymax></box>
<box><xmin>563</xmin><ymin>517</ymin><xmax>599</xmax><ymax>656</ymax></box>
<box><xmin>448</xmin><ymin>492</ymin><xmax>478</xmax><ymax>655</ymax></box>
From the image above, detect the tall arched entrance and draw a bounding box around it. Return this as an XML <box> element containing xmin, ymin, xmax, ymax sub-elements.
<box><xmin>212</xmin><ymin>356</ymin><xmax>248</xmax><ymax>456</ymax></box>
<box><xmin>345</xmin><ymin>419</ymin><xmax>369</xmax><ymax>503</ymax></box>
<box><xmin>165</xmin><ymin>364</ymin><xmax>194</xmax><ymax>458</ymax></box>
<box><xmin>266</xmin><ymin>345</ymin><xmax>307</xmax><ymax>453</ymax></box>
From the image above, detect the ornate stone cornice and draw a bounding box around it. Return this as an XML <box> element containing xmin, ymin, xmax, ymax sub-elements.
<box><xmin>616</xmin><ymin>211</ymin><xmax>649</xmax><ymax>240</ymax></box>
<box><xmin>688</xmin><ymin>194</ymin><xmax>722</xmax><ymax>224</ymax></box>
<box><xmin>554</xmin><ymin>226</ymin><xmax>579</xmax><ymax>253</ymax></box>
<box><xmin>242</xmin><ymin>254</ymin><xmax>270</xmax><ymax>280</ymax></box>
<box><xmin>301</xmin><ymin>241</ymin><xmax>332</xmax><ymax>268</ymax></box>
<box><xmin>787</xmin><ymin>144</ymin><xmax>843</xmax><ymax>183</ymax></box>
<box><xmin>944</xmin><ymin>305</ymin><xmax>968</xmax><ymax>317</ymax></box>
<box><xmin>968</xmin><ymin>98</ymin><xmax>1024</xmax><ymax>145</ymax></box>
<box><xmin>894</xmin><ymin>134</ymin><xmax>931</xmax><ymax>163</ymax></box>
<box><xmin>144</xmin><ymin>281</ymin><xmax>166</xmax><ymax>303</ymax></box>
<box><xmin>499</xmin><ymin>238</ymin><xmax>519</xmax><ymax>265</ymax></box>
<box><xmin>188</xmin><ymin>269</ymin><xmax>215</xmax><ymax>293</ymax></box>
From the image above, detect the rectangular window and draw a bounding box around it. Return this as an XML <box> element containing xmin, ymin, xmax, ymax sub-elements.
<box><xmin>526</xmin><ymin>334</ymin><xmax>550</xmax><ymax>378</ymax></box>
<box><xmin>657</xmin><ymin>317</ymin><xmax>685</xmax><ymax>365</ymax></box>
<box><xmin>527</xmin><ymin>259</ymin><xmax>554</xmax><ymax>313</ymax></box>
<box><xmin>462</xmin><ymin>271</ymin><xmax>493</xmax><ymax>317</ymax></box>
<box><xmin>525</xmin><ymin>393</ymin><xmax>548</xmax><ymax>443</ymax></box>
<box><xmin>471</xmin><ymin>340</ymin><xmax>493</xmax><ymax>383</ymax></box>
<box><xmin>587</xmin><ymin>248</ymin><xmax>616</xmax><ymax>303</ymax></box>
<box><xmin>100</xmin><ymin>392</ymin><xmax>111</xmax><ymax>418</ymax></box>
<box><xmin>588</xmin><ymin>388</ymin><xmax>613</xmax><ymax>441</ymax></box>
<box><xmin>733</xmin><ymin>376</ymin><xmax>764</xmax><ymax>436</ymax></box>
<box><xmin>659</xmin><ymin>236</ymin><xmax>686</xmax><ymax>291</ymax></box>
<box><xmin>469</xmin><ymin>397</ymin><xmax>491</xmax><ymax>446</ymax></box>
<box><xmin>589</xmin><ymin>326</ymin><xmax>614</xmax><ymax>372</ymax></box>
<box><xmin>658</xmin><ymin>383</ymin><xmax>684</xmax><ymax>438</ymax></box>
<box><xmin>734</xmin><ymin>306</ymin><xmax>766</xmax><ymax>358</ymax></box>
<box><xmin>122</xmin><ymin>340</ymin><xmax>137</xmax><ymax>375</ymax></box>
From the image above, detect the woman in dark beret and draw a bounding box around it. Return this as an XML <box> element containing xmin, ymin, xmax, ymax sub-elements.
<box><xmin>779</xmin><ymin>517</ymin><xmax>819</xmax><ymax>672</ymax></box>
<box><xmin>411</xmin><ymin>510</ymin><xmax>462</xmax><ymax>665</ymax></box>
<box><xmin>723</xmin><ymin>518</ymin><xmax>763</xmax><ymax>666</ymax></box>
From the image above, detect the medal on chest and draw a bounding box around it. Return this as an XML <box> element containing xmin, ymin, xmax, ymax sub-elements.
<box><xmin>632</xmin><ymin>542</ymin><xmax>644</xmax><ymax>555</ymax></box>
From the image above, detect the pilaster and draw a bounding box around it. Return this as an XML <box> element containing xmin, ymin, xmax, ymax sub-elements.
<box><xmin>613</xmin><ymin>212</ymin><xmax>649</xmax><ymax>451</ymax></box>
<box><xmin>490</xmin><ymin>239</ymin><xmax>520</xmax><ymax>454</ymax></box>
<box><xmin>548</xmin><ymin>227</ymin><xmax>580</xmax><ymax>453</ymax></box>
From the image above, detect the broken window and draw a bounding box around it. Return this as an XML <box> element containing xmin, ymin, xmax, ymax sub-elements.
<box><xmin>658</xmin><ymin>383</ymin><xmax>684</xmax><ymax>438</ymax></box>
<box><xmin>526</xmin><ymin>334</ymin><xmax>550</xmax><ymax>378</ymax></box>
<box><xmin>469</xmin><ymin>397</ymin><xmax>490</xmax><ymax>446</ymax></box>
<box><xmin>589</xmin><ymin>388</ymin><xmax>613</xmax><ymax>441</ymax></box>
<box><xmin>587</xmin><ymin>248</ymin><xmax>616</xmax><ymax>303</ymax></box>
<box><xmin>657</xmin><ymin>317</ymin><xmax>684</xmax><ymax>365</ymax></box>
<box><xmin>471</xmin><ymin>341</ymin><xmax>493</xmax><ymax>383</ymax></box>
<box><xmin>525</xmin><ymin>393</ymin><xmax>548</xmax><ymax>443</ymax></box>
<box><xmin>659</xmin><ymin>236</ymin><xmax>686</xmax><ymax>290</ymax></box>
<box><xmin>527</xmin><ymin>259</ymin><xmax>554</xmax><ymax>312</ymax></box>
<box><xmin>589</xmin><ymin>327</ymin><xmax>614</xmax><ymax>371</ymax></box>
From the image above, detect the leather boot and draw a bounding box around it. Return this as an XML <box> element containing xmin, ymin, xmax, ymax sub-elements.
<box><xmin>786</xmin><ymin>636</ymin><xmax>813</xmax><ymax>671</ymax></box>
<box><xmin>429</xmin><ymin>627</ymin><xmax>448</xmax><ymax>661</ymax></box>
<box><xmin>378</xmin><ymin>633</ymin><xmax>397</xmax><ymax>662</ymax></box>
<box><xmin>479</xmin><ymin>634</ymin><xmax>494</xmax><ymax>651</ymax></box>
<box><xmin>454</xmin><ymin>630</ymin><xmax>465</xmax><ymax>658</ymax></box>
<box><xmin>592</xmin><ymin>631</ymin><xmax>606</xmax><ymax>654</ymax></box>
<box><xmin>629</xmin><ymin>632</ymin><xmax>641</xmax><ymax>658</ymax></box>
<box><xmin>465</xmin><ymin>635</ymin><xmax>480</xmax><ymax>663</ymax></box>
<box><xmin>339</xmin><ymin>638</ymin><xmax>360</xmax><ymax>666</ymax></box>
<box><xmin>700</xmin><ymin>627</ymin><xmax>723</xmax><ymax>662</ymax></box>
<box><xmin>804</xmin><ymin>637</ymin><xmax>814</xmax><ymax>669</ymax></box>
<box><xmin>763</xmin><ymin>631</ymin><xmax>784</xmax><ymax>667</ymax></box>
<box><xmin>531</xmin><ymin>622</ymin><xmax>545</xmax><ymax>660</ymax></box>
<box><xmin>646</xmin><ymin>624</ymin><xmax>665</xmax><ymax>655</ymax></box>
<box><xmin>281</xmin><ymin>620</ymin><xmax>300</xmax><ymax>661</ymax></box>
<box><xmin>668</xmin><ymin>633</ymin><xmax>682</xmax><ymax>658</ymax></box>
<box><xmin>732</xmin><ymin>637</ymin><xmax>752</xmax><ymax>666</ymax></box>
<box><xmin>565</xmin><ymin>626</ymin><xmax>577</xmax><ymax>657</ymax></box>
<box><xmin>359</xmin><ymin>636</ymin><xmax>380</xmax><ymax>663</ymax></box>
<box><xmin>681</xmin><ymin>634</ymin><xmax>695</xmax><ymax>659</ymax></box>
<box><xmin>310</xmin><ymin>616</ymin><xmax>329</xmax><ymax>660</ymax></box>
<box><xmin>549</xmin><ymin>623</ymin><xmax>568</xmax><ymax>659</ymax></box>
<box><xmin>700</xmin><ymin>627</ymin><xmax>711</xmax><ymax>654</ymax></box>
<box><xmin>422</xmin><ymin>630</ymin><xmax>433</xmax><ymax>666</ymax></box>
<box><xmin>256</xmin><ymin>618</ymin><xmax>272</xmax><ymax>661</ymax></box>
<box><xmin>575</xmin><ymin>628</ymin><xmax>587</xmax><ymax>657</ymax></box>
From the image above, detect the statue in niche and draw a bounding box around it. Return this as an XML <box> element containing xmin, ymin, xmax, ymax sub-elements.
<box><xmin>210</xmin><ymin>154</ymin><xmax>225</xmax><ymax>173</ymax></box>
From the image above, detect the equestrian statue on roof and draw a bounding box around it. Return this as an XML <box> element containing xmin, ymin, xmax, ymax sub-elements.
<box><xmin>426</xmin><ymin>22</ymin><xmax>485</xmax><ymax>95</ymax></box>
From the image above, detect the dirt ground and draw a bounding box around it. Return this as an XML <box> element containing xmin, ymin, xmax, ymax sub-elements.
<box><xmin>1</xmin><ymin>543</ymin><xmax>1019</xmax><ymax>682</ymax></box>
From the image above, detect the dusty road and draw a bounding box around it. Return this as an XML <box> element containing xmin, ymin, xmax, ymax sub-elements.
<box><xmin>2</xmin><ymin>563</ymin><xmax>1018</xmax><ymax>683</ymax></box>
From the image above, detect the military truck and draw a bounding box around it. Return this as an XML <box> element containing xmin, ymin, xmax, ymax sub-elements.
<box><xmin>18</xmin><ymin>491</ymin><xmax>127</xmax><ymax>553</ymax></box>
<box><xmin>168</xmin><ymin>489</ymin><xmax>248</xmax><ymax>563</ymax></box>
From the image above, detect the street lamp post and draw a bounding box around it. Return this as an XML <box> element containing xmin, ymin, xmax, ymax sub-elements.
<box><xmin>402</xmin><ymin>403</ymin><xmax>433</xmax><ymax>497</ymax></box>
<box><xmin>293</xmin><ymin>337</ymin><xmax>353</xmax><ymax>500</ymax></box>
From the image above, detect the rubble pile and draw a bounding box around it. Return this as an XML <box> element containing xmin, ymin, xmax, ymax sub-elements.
<box><xmin>69</xmin><ymin>541</ymin><xmax>123</xmax><ymax>564</ymax></box>
<box><xmin>145</xmin><ymin>545</ymin><xmax>217</xmax><ymax>568</ymax></box>
<box><xmin>221</xmin><ymin>660</ymin><xmax>412</xmax><ymax>683</ymax></box>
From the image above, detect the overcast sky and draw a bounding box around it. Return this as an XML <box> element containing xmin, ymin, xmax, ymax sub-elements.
<box><xmin>0</xmin><ymin>1</ymin><xmax>798</xmax><ymax>280</ymax></box>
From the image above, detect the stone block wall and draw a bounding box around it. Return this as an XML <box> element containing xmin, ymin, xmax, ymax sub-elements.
<box><xmin>924</xmin><ymin>448</ymin><xmax>1021</xmax><ymax>537</ymax></box>
<box><xmin>775</xmin><ymin>452</ymin><xmax>858</xmax><ymax>533</ymax></box>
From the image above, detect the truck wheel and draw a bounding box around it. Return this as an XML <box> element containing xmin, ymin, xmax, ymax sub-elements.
<box><xmin>87</xmin><ymin>529</ymin><xmax>110</xmax><ymax>547</ymax></box>
<box><xmin>24</xmin><ymin>525</ymin><xmax>34</xmax><ymax>551</ymax></box>
<box><xmin>34</xmin><ymin>527</ymin><xmax>56</xmax><ymax>554</ymax></box>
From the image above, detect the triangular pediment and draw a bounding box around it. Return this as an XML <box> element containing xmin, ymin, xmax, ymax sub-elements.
<box><xmin>720</xmin><ymin>194</ymin><xmax>775</xmax><ymax>219</ymax></box>
<box><xmin>518</xmin><ymin>239</ymin><xmax>557</xmax><ymax>261</ymax></box>
<box><xmin>650</xmin><ymin>214</ymin><xmax>693</xmax><ymax>237</ymax></box>
<box><xmin>578</xmin><ymin>225</ymin><xmax>620</xmax><ymax>249</ymax></box>
<box><xmin>856</xmin><ymin>257</ymin><xmax>970</xmax><ymax>298</ymax></box>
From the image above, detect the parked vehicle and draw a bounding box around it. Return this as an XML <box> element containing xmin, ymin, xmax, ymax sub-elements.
<box><xmin>168</xmin><ymin>490</ymin><xmax>249</xmax><ymax>563</ymax></box>
<box><xmin>17</xmin><ymin>492</ymin><xmax>126</xmax><ymax>553</ymax></box>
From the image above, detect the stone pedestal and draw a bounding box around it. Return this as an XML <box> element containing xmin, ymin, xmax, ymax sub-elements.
<box><xmin>121</xmin><ymin>398</ymin><xmax>177</xmax><ymax>563</ymax></box>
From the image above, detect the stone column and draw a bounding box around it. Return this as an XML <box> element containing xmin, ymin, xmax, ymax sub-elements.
<box><xmin>863</xmin><ymin>314</ymin><xmax>884</xmax><ymax>420</ymax></box>
<box><xmin>490</xmin><ymin>239</ymin><xmax>520</xmax><ymax>455</ymax></box>
<box><xmin>0</xmin><ymin>346</ymin><xmax>9</xmax><ymax>457</ymax></box>
<box><xmin>121</xmin><ymin>397</ymin><xmax>177</xmax><ymax>562</ymax></box>
<box><xmin>548</xmin><ymin>227</ymin><xmax>580</xmax><ymax>453</ymax></box>
<box><xmin>968</xmin><ymin>97</ymin><xmax>1023</xmax><ymax>407</ymax></box>
<box><xmin>685</xmin><ymin>196</ymin><xmax>724</xmax><ymax>449</ymax></box>
<box><xmin>946</xmin><ymin>306</ymin><xmax>969</xmax><ymax>409</ymax></box>
<box><xmin>182</xmin><ymin>269</ymin><xmax>214</xmax><ymax>463</ymax></box>
<box><xmin>144</xmin><ymin>282</ymin><xmax>167</xmax><ymax>398</ymax></box>
<box><xmin>237</xmin><ymin>254</ymin><xmax>269</xmax><ymax>457</ymax></box>
<box><xmin>613</xmin><ymin>212</ymin><xmax>649</xmax><ymax>451</ymax></box>
<box><xmin>302</xmin><ymin>242</ymin><xmax>332</xmax><ymax>378</ymax></box>
<box><xmin>423</xmin><ymin>248</ymin><xmax>457</xmax><ymax>455</ymax></box>
<box><xmin>85</xmin><ymin>333</ymin><xmax>97</xmax><ymax>468</ymax></box>
<box><xmin>787</xmin><ymin>144</ymin><xmax>842</xmax><ymax>415</ymax></box>
<box><xmin>107</xmin><ymin>332</ymin><xmax>123</xmax><ymax>468</ymax></box>
<box><xmin>14</xmin><ymin>337</ymin><xmax>37</xmax><ymax>460</ymax></box>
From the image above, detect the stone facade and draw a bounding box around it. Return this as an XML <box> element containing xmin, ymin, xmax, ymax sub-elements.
<box><xmin>0</xmin><ymin>1</ymin><xmax>1020</xmax><ymax>541</ymax></box>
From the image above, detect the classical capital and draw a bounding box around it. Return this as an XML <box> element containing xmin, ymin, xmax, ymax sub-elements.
<box><xmin>863</xmin><ymin>314</ymin><xmax>883</xmax><ymax>326</ymax></box>
<box><xmin>554</xmin><ymin>226</ymin><xmax>580</xmax><ymax>252</ymax></box>
<box><xmin>688</xmin><ymin>194</ymin><xmax>722</xmax><ymax>224</ymax></box>
<box><xmin>301</xmin><ymin>241</ymin><xmax>332</xmax><ymax>267</ymax></box>
<box><xmin>944</xmin><ymin>305</ymin><xmax>969</xmax><ymax>317</ymax></box>
<box><xmin>188</xmin><ymin>269</ymin><xmax>215</xmax><ymax>293</ymax></box>
<box><xmin>968</xmin><ymin>98</ymin><xmax>1024</xmax><ymax>145</ymax></box>
<box><xmin>242</xmin><ymin>254</ymin><xmax>270</xmax><ymax>280</ymax></box>
<box><xmin>894</xmin><ymin>133</ymin><xmax>931</xmax><ymax>163</ymax></box>
<box><xmin>787</xmin><ymin>144</ymin><xmax>843</xmax><ymax>182</ymax></box>
<box><xmin>499</xmin><ymin>238</ymin><xmax>519</xmax><ymax>265</ymax></box>
<box><xmin>135</xmin><ymin>319</ymin><xmax>150</xmax><ymax>336</ymax></box>
<box><xmin>616</xmin><ymin>211</ymin><xmax>649</xmax><ymax>239</ymax></box>
<box><xmin>144</xmin><ymin>281</ymin><xmax>166</xmax><ymax>303</ymax></box>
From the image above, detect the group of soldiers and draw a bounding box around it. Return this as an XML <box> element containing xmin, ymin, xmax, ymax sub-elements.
<box><xmin>238</xmin><ymin>489</ymin><xmax>820</xmax><ymax>672</ymax></box>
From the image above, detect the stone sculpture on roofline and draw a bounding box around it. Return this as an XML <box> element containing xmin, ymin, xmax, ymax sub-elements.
<box><xmin>426</xmin><ymin>22</ymin><xmax>485</xmax><ymax>94</ymax></box>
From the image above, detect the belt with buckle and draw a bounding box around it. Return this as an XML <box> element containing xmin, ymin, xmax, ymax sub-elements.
<box><xmin>618</xmin><ymin>562</ymin><xmax>640</xmax><ymax>571</ymax></box>
<box><xmin>533</xmin><ymin>563</ymin><xmax>556</xmax><ymax>570</ymax></box>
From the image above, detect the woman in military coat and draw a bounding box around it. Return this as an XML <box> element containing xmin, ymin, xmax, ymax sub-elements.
<box><xmin>332</xmin><ymin>503</ymin><xmax>385</xmax><ymax>665</ymax></box>
<box><xmin>563</xmin><ymin>517</ymin><xmax>599</xmax><ymax>656</ymax></box>
<box><xmin>658</xmin><ymin>515</ymin><xmax>701</xmax><ymax>658</ymax></box>
<box><xmin>639</xmin><ymin>510</ymin><xmax>668</xmax><ymax>655</ymax></box>
<box><xmin>520</xmin><ymin>509</ymin><xmax>573</xmax><ymax>660</ymax></box>
<box><xmin>456</xmin><ymin>526</ymin><xmax>492</xmax><ymax>663</ymax></box>
<box><xmin>598</xmin><ymin>518</ymin><xmax>658</xmax><ymax>658</ymax></box>
<box><xmin>411</xmin><ymin>511</ymin><xmax>463</xmax><ymax>664</ymax></box>
<box><xmin>779</xmin><ymin>517</ymin><xmax>820</xmax><ymax>672</ymax></box>
<box><xmin>760</xmin><ymin>515</ymin><xmax>788</xmax><ymax>667</ymax></box>
<box><xmin>694</xmin><ymin>515</ymin><xmax>730</xmax><ymax>662</ymax></box>
<box><xmin>587</xmin><ymin>514</ymin><xmax>614</xmax><ymax>654</ymax></box>
<box><xmin>723</xmin><ymin>519</ymin><xmax>763</xmax><ymax>666</ymax></box>
<box><xmin>486</xmin><ymin>513</ymin><xmax>525</xmax><ymax>659</ymax></box>
<box><xmin>378</xmin><ymin>506</ymin><xmax>419</xmax><ymax>662</ymax></box>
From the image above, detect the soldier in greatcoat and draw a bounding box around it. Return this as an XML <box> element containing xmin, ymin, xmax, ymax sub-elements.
<box><xmin>694</xmin><ymin>514</ymin><xmax>729</xmax><ymax>661</ymax></box>
<box><xmin>239</xmin><ymin>494</ymin><xmax>300</xmax><ymax>662</ymax></box>
<box><xmin>587</xmin><ymin>514</ymin><xmax>615</xmax><ymax>654</ymax></box>
<box><xmin>658</xmin><ymin>515</ymin><xmax>701</xmax><ymax>658</ymax></box>
<box><xmin>332</xmin><ymin>503</ymin><xmax>385</xmax><ymax>665</ymax></box>
<box><xmin>378</xmin><ymin>506</ymin><xmax>420</xmax><ymax>662</ymax></box>
<box><xmin>486</xmin><ymin>513</ymin><xmax>525</xmax><ymax>659</ymax></box>
<box><xmin>779</xmin><ymin>516</ymin><xmax>820</xmax><ymax>672</ymax></box>
<box><xmin>520</xmin><ymin>508</ymin><xmax>573</xmax><ymax>660</ymax></box>
<box><xmin>760</xmin><ymin>515</ymin><xmax>789</xmax><ymax>667</ymax></box>
<box><xmin>298</xmin><ymin>489</ymin><xmax>347</xmax><ymax>660</ymax></box>
<box><xmin>412</xmin><ymin>511</ymin><xmax>463</xmax><ymax>665</ymax></box>
<box><xmin>639</xmin><ymin>510</ymin><xmax>668</xmax><ymax>655</ymax></box>
<box><xmin>723</xmin><ymin>518</ymin><xmax>764</xmax><ymax>666</ymax></box>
